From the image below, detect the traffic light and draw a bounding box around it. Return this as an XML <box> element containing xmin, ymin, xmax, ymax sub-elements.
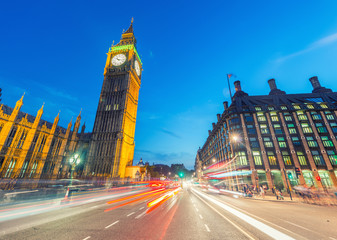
<box><xmin>179</xmin><ymin>172</ymin><xmax>184</xmax><ymax>178</ymax></box>
<box><xmin>287</xmin><ymin>172</ymin><xmax>293</xmax><ymax>179</ymax></box>
<box><xmin>295</xmin><ymin>167</ymin><xmax>301</xmax><ymax>177</ymax></box>
<box><xmin>316</xmin><ymin>175</ymin><xmax>321</xmax><ymax>181</ymax></box>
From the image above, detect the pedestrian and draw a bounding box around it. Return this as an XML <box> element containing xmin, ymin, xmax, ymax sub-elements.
<box><xmin>260</xmin><ymin>186</ymin><xmax>265</xmax><ymax>199</ymax></box>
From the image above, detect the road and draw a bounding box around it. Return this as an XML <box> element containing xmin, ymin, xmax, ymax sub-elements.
<box><xmin>0</xmin><ymin>184</ymin><xmax>336</xmax><ymax>240</ymax></box>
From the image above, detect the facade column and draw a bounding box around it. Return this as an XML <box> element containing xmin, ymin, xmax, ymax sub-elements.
<box><xmin>278</xmin><ymin>113</ymin><xmax>306</xmax><ymax>185</ymax></box>
<box><xmin>240</xmin><ymin>114</ymin><xmax>258</xmax><ymax>187</ymax></box>
<box><xmin>252</xmin><ymin>113</ymin><xmax>274</xmax><ymax>189</ymax></box>
<box><xmin>292</xmin><ymin>112</ymin><xmax>323</xmax><ymax>188</ymax></box>
<box><xmin>265</xmin><ymin>113</ymin><xmax>290</xmax><ymax>190</ymax></box>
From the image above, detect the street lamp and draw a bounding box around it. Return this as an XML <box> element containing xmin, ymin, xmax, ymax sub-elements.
<box><xmin>69</xmin><ymin>153</ymin><xmax>81</xmax><ymax>186</ymax></box>
<box><xmin>212</xmin><ymin>158</ymin><xmax>216</xmax><ymax>163</ymax></box>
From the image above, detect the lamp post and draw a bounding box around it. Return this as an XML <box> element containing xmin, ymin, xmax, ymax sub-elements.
<box><xmin>69</xmin><ymin>153</ymin><xmax>81</xmax><ymax>187</ymax></box>
<box><xmin>231</xmin><ymin>134</ymin><xmax>240</xmax><ymax>191</ymax></box>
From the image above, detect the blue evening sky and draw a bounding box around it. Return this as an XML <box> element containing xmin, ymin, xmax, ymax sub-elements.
<box><xmin>1</xmin><ymin>1</ymin><xmax>337</xmax><ymax>169</ymax></box>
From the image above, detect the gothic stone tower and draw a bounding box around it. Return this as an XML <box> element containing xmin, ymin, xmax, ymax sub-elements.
<box><xmin>87</xmin><ymin>20</ymin><xmax>142</xmax><ymax>179</ymax></box>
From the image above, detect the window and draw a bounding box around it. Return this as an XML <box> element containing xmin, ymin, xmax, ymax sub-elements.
<box><xmin>292</xmin><ymin>137</ymin><xmax>301</xmax><ymax>147</ymax></box>
<box><xmin>113</xmin><ymin>104</ymin><xmax>119</xmax><ymax>110</ymax></box>
<box><xmin>297</xmin><ymin>152</ymin><xmax>307</xmax><ymax>165</ymax></box>
<box><xmin>253</xmin><ymin>151</ymin><xmax>262</xmax><ymax>165</ymax></box>
<box><xmin>263</xmin><ymin>137</ymin><xmax>273</xmax><ymax>148</ymax></box>
<box><xmin>311</xmin><ymin>112</ymin><xmax>322</xmax><ymax>120</ymax></box>
<box><xmin>268</xmin><ymin>106</ymin><xmax>275</xmax><ymax>111</ymax></box>
<box><xmin>325</xmin><ymin>111</ymin><xmax>334</xmax><ymax>120</ymax></box>
<box><xmin>288</xmin><ymin>124</ymin><xmax>297</xmax><ymax>134</ymax></box>
<box><xmin>16</xmin><ymin>130</ymin><xmax>28</xmax><ymax>149</ymax></box>
<box><xmin>19</xmin><ymin>161</ymin><xmax>29</xmax><ymax>178</ymax></box>
<box><xmin>250</xmin><ymin>137</ymin><xmax>259</xmax><ymax>148</ymax></box>
<box><xmin>4</xmin><ymin>127</ymin><xmax>17</xmax><ymax>147</ymax></box>
<box><xmin>267</xmin><ymin>151</ymin><xmax>277</xmax><ymax>165</ymax></box>
<box><xmin>306</xmin><ymin>104</ymin><xmax>314</xmax><ymax>109</ymax></box>
<box><xmin>260</xmin><ymin>124</ymin><xmax>269</xmax><ymax>134</ymax></box>
<box><xmin>4</xmin><ymin>159</ymin><xmax>16</xmax><ymax>178</ymax></box>
<box><xmin>245</xmin><ymin>116</ymin><xmax>253</xmax><ymax>122</ymax></box>
<box><xmin>280</xmin><ymin>106</ymin><xmax>287</xmax><ymax>110</ymax></box>
<box><xmin>321</xmin><ymin>136</ymin><xmax>334</xmax><ymax>147</ymax></box>
<box><xmin>316</xmin><ymin>123</ymin><xmax>327</xmax><ymax>133</ymax></box>
<box><xmin>327</xmin><ymin>150</ymin><xmax>337</xmax><ymax>166</ymax></box>
<box><xmin>320</xmin><ymin>103</ymin><xmax>328</xmax><ymax>109</ymax></box>
<box><xmin>38</xmin><ymin>135</ymin><xmax>47</xmax><ymax>153</ymax></box>
<box><xmin>278</xmin><ymin>137</ymin><xmax>287</xmax><ymax>148</ymax></box>
<box><xmin>297</xmin><ymin>112</ymin><xmax>308</xmax><ymax>120</ymax></box>
<box><xmin>306</xmin><ymin>136</ymin><xmax>318</xmax><ymax>147</ymax></box>
<box><xmin>282</xmin><ymin>151</ymin><xmax>292</xmax><ymax>165</ymax></box>
<box><xmin>247</xmin><ymin>125</ymin><xmax>256</xmax><ymax>134</ymax></box>
<box><xmin>237</xmin><ymin>151</ymin><xmax>248</xmax><ymax>166</ymax></box>
<box><xmin>255</xmin><ymin>106</ymin><xmax>262</xmax><ymax>111</ymax></box>
<box><xmin>257</xmin><ymin>113</ymin><xmax>266</xmax><ymax>122</ymax></box>
<box><xmin>105</xmin><ymin>104</ymin><xmax>111</xmax><ymax>111</ymax></box>
<box><xmin>284</xmin><ymin>115</ymin><xmax>293</xmax><ymax>121</ymax></box>
<box><xmin>312</xmin><ymin>151</ymin><xmax>325</xmax><ymax>165</ymax></box>
<box><xmin>29</xmin><ymin>161</ymin><xmax>38</xmax><ymax>178</ymax></box>
<box><xmin>270</xmin><ymin>112</ymin><xmax>279</xmax><ymax>122</ymax></box>
<box><xmin>301</xmin><ymin>123</ymin><xmax>313</xmax><ymax>133</ymax></box>
<box><xmin>274</xmin><ymin>124</ymin><xmax>283</xmax><ymax>134</ymax></box>
<box><xmin>293</xmin><ymin>105</ymin><xmax>301</xmax><ymax>110</ymax></box>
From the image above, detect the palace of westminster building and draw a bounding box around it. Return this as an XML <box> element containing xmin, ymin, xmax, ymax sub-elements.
<box><xmin>0</xmin><ymin>20</ymin><xmax>142</xmax><ymax>189</ymax></box>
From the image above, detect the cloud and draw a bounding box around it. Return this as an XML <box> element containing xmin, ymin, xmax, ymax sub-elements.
<box><xmin>275</xmin><ymin>32</ymin><xmax>337</xmax><ymax>63</ymax></box>
<box><xmin>159</xmin><ymin>128</ymin><xmax>181</xmax><ymax>139</ymax></box>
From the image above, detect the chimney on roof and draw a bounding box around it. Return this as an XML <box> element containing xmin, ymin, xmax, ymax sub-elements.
<box><xmin>217</xmin><ymin>114</ymin><xmax>221</xmax><ymax>121</ymax></box>
<box><xmin>234</xmin><ymin>81</ymin><xmax>241</xmax><ymax>92</ymax></box>
<box><xmin>309</xmin><ymin>76</ymin><xmax>321</xmax><ymax>89</ymax></box>
<box><xmin>208</xmin><ymin>130</ymin><xmax>211</xmax><ymax>135</ymax></box>
<box><xmin>212</xmin><ymin>122</ymin><xmax>216</xmax><ymax>129</ymax></box>
<box><xmin>223</xmin><ymin>101</ymin><xmax>228</xmax><ymax>110</ymax></box>
<box><xmin>309</xmin><ymin>76</ymin><xmax>332</xmax><ymax>93</ymax></box>
<box><xmin>268</xmin><ymin>78</ymin><xmax>277</xmax><ymax>90</ymax></box>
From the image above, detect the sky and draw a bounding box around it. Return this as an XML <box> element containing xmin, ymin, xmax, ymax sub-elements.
<box><xmin>1</xmin><ymin>1</ymin><xmax>337</xmax><ymax>169</ymax></box>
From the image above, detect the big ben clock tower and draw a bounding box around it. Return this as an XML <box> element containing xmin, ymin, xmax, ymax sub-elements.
<box><xmin>87</xmin><ymin>19</ymin><xmax>142</xmax><ymax>179</ymax></box>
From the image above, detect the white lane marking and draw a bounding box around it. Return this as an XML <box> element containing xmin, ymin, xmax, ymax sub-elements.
<box><xmin>283</xmin><ymin>220</ymin><xmax>314</xmax><ymax>232</ymax></box>
<box><xmin>90</xmin><ymin>206</ymin><xmax>98</xmax><ymax>209</ymax></box>
<box><xmin>127</xmin><ymin>212</ymin><xmax>135</xmax><ymax>217</ymax></box>
<box><xmin>135</xmin><ymin>211</ymin><xmax>146</xmax><ymax>219</ymax></box>
<box><xmin>192</xmin><ymin>188</ymin><xmax>295</xmax><ymax>240</ymax></box>
<box><xmin>139</xmin><ymin>207</ymin><xmax>144</xmax><ymax>210</ymax></box>
<box><xmin>195</xmin><ymin>208</ymin><xmax>199</xmax><ymax>212</ymax></box>
<box><xmin>204</xmin><ymin>224</ymin><xmax>210</xmax><ymax>232</ymax></box>
<box><xmin>193</xmin><ymin>190</ymin><xmax>256</xmax><ymax>240</ymax></box>
<box><xmin>105</xmin><ymin>220</ymin><xmax>119</xmax><ymax>229</ymax></box>
<box><xmin>199</xmin><ymin>214</ymin><xmax>203</xmax><ymax>219</ymax></box>
<box><xmin>83</xmin><ymin>236</ymin><xmax>91</xmax><ymax>240</ymax></box>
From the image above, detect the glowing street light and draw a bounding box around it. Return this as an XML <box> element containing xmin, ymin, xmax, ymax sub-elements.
<box><xmin>212</xmin><ymin>158</ymin><xmax>216</xmax><ymax>163</ymax></box>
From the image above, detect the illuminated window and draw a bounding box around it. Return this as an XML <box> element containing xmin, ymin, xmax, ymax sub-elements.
<box><xmin>293</xmin><ymin>105</ymin><xmax>301</xmax><ymax>110</ymax></box>
<box><xmin>288</xmin><ymin>124</ymin><xmax>297</xmax><ymax>134</ymax></box>
<box><xmin>4</xmin><ymin>159</ymin><xmax>16</xmax><ymax>178</ymax></box>
<box><xmin>282</xmin><ymin>151</ymin><xmax>292</xmax><ymax>165</ymax></box>
<box><xmin>280</xmin><ymin>106</ymin><xmax>287</xmax><ymax>110</ymax></box>
<box><xmin>327</xmin><ymin>150</ymin><xmax>337</xmax><ymax>166</ymax></box>
<box><xmin>113</xmin><ymin>104</ymin><xmax>119</xmax><ymax>110</ymax></box>
<box><xmin>263</xmin><ymin>137</ymin><xmax>273</xmax><ymax>148</ymax></box>
<box><xmin>237</xmin><ymin>151</ymin><xmax>248</xmax><ymax>166</ymax></box>
<box><xmin>306</xmin><ymin>104</ymin><xmax>314</xmax><ymax>109</ymax></box>
<box><xmin>306</xmin><ymin>136</ymin><xmax>318</xmax><ymax>147</ymax></box>
<box><xmin>285</xmin><ymin>115</ymin><xmax>292</xmax><ymax>121</ymax></box>
<box><xmin>297</xmin><ymin>112</ymin><xmax>308</xmax><ymax>120</ymax></box>
<box><xmin>301</xmin><ymin>123</ymin><xmax>313</xmax><ymax>133</ymax></box>
<box><xmin>292</xmin><ymin>137</ymin><xmax>301</xmax><ymax>146</ymax></box>
<box><xmin>250</xmin><ymin>137</ymin><xmax>259</xmax><ymax>148</ymax></box>
<box><xmin>325</xmin><ymin>111</ymin><xmax>334</xmax><ymax>120</ymax></box>
<box><xmin>321</xmin><ymin>136</ymin><xmax>334</xmax><ymax>147</ymax></box>
<box><xmin>320</xmin><ymin>103</ymin><xmax>328</xmax><ymax>109</ymax></box>
<box><xmin>330</xmin><ymin>122</ymin><xmax>337</xmax><ymax>133</ymax></box>
<box><xmin>267</xmin><ymin>151</ymin><xmax>277</xmax><ymax>165</ymax></box>
<box><xmin>312</xmin><ymin>151</ymin><xmax>325</xmax><ymax>165</ymax></box>
<box><xmin>255</xmin><ymin>106</ymin><xmax>262</xmax><ymax>111</ymax></box>
<box><xmin>29</xmin><ymin>161</ymin><xmax>38</xmax><ymax>178</ymax></box>
<box><xmin>278</xmin><ymin>137</ymin><xmax>286</xmax><ymax>148</ymax></box>
<box><xmin>268</xmin><ymin>106</ymin><xmax>275</xmax><ymax>111</ymax></box>
<box><xmin>257</xmin><ymin>112</ymin><xmax>266</xmax><ymax>122</ymax></box>
<box><xmin>297</xmin><ymin>152</ymin><xmax>307</xmax><ymax>165</ymax></box>
<box><xmin>253</xmin><ymin>151</ymin><xmax>262</xmax><ymax>165</ymax></box>
<box><xmin>271</xmin><ymin>113</ymin><xmax>279</xmax><ymax>122</ymax></box>
<box><xmin>311</xmin><ymin>112</ymin><xmax>322</xmax><ymax>120</ymax></box>
<box><xmin>274</xmin><ymin>124</ymin><xmax>282</xmax><ymax>134</ymax></box>
<box><xmin>105</xmin><ymin>104</ymin><xmax>111</xmax><ymax>111</ymax></box>
<box><xmin>315</xmin><ymin>123</ymin><xmax>327</xmax><ymax>133</ymax></box>
<box><xmin>260</xmin><ymin>124</ymin><xmax>269</xmax><ymax>134</ymax></box>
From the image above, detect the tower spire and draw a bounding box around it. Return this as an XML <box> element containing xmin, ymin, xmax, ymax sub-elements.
<box><xmin>124</xmin><ymin>18</ymin><xmax>134</xmax><ymax>34</ymax></box>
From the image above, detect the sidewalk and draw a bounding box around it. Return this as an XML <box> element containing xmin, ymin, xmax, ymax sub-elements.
<box><xmin>249</xmin><ymin>194</ymin><xmax>298</xmax><ymax>202</ymax></box>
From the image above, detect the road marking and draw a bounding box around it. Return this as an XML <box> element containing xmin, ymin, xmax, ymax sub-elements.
<box><xmin>329</xmin><ymin>237</ymin><xmax>337</xmax><ymax>240</ymax></box>
<box><xmin>83</xmin><ymin>237</ymin><xmax>91</xmax><ymax>240</ymax></box>
<box><xmin>199</xmin><ymin>214</ymin><xmax>203</xmax><ymax>219</ymax></box>
<box><xmin>135</xmin><ymin>211</ymin><xmax>146</xmax><ymax>219</ymax></box>
<box><xmin>192</xmin><ymin>188</ymin><xmax>295</xmax><ymax>240</ymax></box>
<box><xmin>139</xmin><ymin>207</ymin><xmax>144</xmax><ymax>210</ymax></box>
<box><xmin>204</xmin><ymin>224</ymin><xmax>210</xmax><ymax>232</ymax></box>
<box><xmin>127</xmin><ymin>212</ymin><xmax>135</xmax><ymax>217</ymax></box>
<box><xmin>283</xmin><ymin>220</ymin><xmax>314</xmax><ymax>232</ymax></box>
<box><xmin>90</xmin><ymin>206</ymin><xmax>98</xmax><ymax>209</ymax></box>
<box><xmin>105</xmin><ymin>220</ymin><xmax>119</xmax><ymax>229</ymax></box>
<box><xmin>195</xmin><ymin>207</ymin><xmax>199</xmax><ymax>212</ymax></box>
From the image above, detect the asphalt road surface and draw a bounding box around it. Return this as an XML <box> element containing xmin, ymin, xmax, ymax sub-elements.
<box><xmin>1</xmin><ymin>184</ymin><xmax>336</xmax><ymax>240</ymax></box>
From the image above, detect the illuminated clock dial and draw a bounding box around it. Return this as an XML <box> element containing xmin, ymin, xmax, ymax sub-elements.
<box><xmin>135</xmin><ymin>60</ymin><xmax>141</xmax><ymax>76</ymax></box>
<box><xmin>111</xmin><ymin>54</ymin><xmax>126</xmax><ymax>66</ymax></box>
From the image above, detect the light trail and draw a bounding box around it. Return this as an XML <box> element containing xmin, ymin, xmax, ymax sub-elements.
<box><xmin>106</xmin><ymin>188</ymin><xmax>165</xmax><ymax>205</ymax></box>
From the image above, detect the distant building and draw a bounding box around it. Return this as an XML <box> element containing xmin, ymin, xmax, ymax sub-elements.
<box><xmin>196</xmin><ymin>76</ymin><xmax>337</xmax><ymax>190</ymax></box>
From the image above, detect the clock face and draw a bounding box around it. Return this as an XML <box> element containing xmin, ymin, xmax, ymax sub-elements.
<box><xmin>111</xmin><ymin>54</ymin><xmax>126</xmax><ymax>66</ymax></box>
<box><xmin>135</xmin><ymin>60</ymin><xmax>141</xmax><ymax>76</ymax></box>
